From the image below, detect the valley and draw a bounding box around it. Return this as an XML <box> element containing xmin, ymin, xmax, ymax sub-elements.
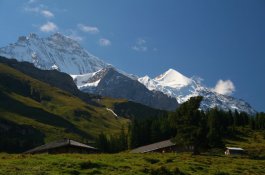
<box><xmin>1</xmin><ymin>1</ymin><xmax>265</xmax><ymax>174</ymax></box>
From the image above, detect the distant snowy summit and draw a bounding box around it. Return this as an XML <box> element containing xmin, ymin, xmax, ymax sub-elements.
<box><xmin>0</xmin><ymin>33</ymin><xmax>108</xmax><ymax>74</ymax></box>
<box><xmin>138</xmin><ymin>69</ymin><xmax>256</xmax><ymax>115</ymax></box>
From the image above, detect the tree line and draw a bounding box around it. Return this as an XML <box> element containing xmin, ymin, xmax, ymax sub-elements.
<box><xmin>96</xmin><ymin>96</ymin><xmax>265</xmax><ymax>154</ymax></box>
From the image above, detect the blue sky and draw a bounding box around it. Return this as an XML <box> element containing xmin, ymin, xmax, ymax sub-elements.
<box><xmin>0</xmin><ymin>0</ymin><xmax>265</xmax><ymax>111</ymax></box>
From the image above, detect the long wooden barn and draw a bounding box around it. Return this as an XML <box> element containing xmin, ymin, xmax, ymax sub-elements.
<box><xmin>130</xmin><ymin>139</ymin><xmax>194</xmax><ymax>153</ymax></box>
<box><xmin>24</xmin><ymin>138</ymin><xmax>98</xmax><ymax>154</ymax></box>
<box><xmin>130</xmin><ymin>140</ymin><xmax>177</xmax><ymax>153</ymax></box>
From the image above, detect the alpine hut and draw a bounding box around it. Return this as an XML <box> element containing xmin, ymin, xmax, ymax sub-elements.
<box><xmin>24</xmin><ymin>138</ymin><xmax>98</xmax><ymax>154</ymax></box>
<box><xmin>130</xmin><ymin>139</ymin><xmax>193</xmax><ymax>153</ymax></box>
<box><xmin>225</xmin><ymin>147</ymin><xmax>245</xmax><ymax>155</ymax></box>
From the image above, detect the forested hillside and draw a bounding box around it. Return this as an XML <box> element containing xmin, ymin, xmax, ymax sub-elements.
<box><xmin>97</xmin><ymin>97</ymin><xmax>265</xmax><ymax>156</ymax></box>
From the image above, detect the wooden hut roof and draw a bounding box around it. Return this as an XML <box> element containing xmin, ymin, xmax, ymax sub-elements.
<box><xmin>25</xmin><ymin>138</ymin><xmax>97</xmax><ymax>154</ymax></box>
<box><xmin>130</xmin><ymin>139</ymin><xmax>175</xmax><ymax>153</ymax></box>
<box><xmin>226</xmin><ymin>147</ymin><xmax>244</xmax><ymax>151</ymax></box>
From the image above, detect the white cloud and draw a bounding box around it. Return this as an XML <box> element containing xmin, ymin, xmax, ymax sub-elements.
<box><xmin>40</xmin><ymin>22</ymin><xmax>58</xmax><ymax>32</ymax></box>
<box><xmin>132</xmin><ymin>38</ymin><xmax>148</xmax><ymax>52</ymax></box>
<box><xmin>78</xmin><ymin>24</ymin><xmax>99</xmax><ymax>34</ymax></box>
<box><xmin>41</xmin><ymin>10</ymin><xmax>54</xmax><ymax>18</ymax></box>
<box><xmin>213</xmin><ymin>80</ymin><xmax>235</xmax><ymax>96</ymax></box>
<box><xmin>24</xmin><ymin>3</ymin><xmax>55</xmax><ymax>18</ymax></box>
<box><xmin>99</xmin><ymin>38</ymin><xmax>111</xmax><ymax>46</ymax></box>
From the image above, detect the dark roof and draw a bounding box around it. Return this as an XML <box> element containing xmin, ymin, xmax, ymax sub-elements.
<box><xmin>226</xmin><ymin>147</ymin><xmax>244</xmax><ymax>151</ymax></box>
<box><xmin>25</xmin><ymin>138</ymin><xmax>97</xmax><ymax>154</ymax></box>
<box><xmin>130</xmin><ymin>139</ymin><xmax>175</xmax><ymax>153</ymax></box>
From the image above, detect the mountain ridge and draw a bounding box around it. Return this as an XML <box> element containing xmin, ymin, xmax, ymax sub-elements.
<box><xmin>73</xmin><ymin>66</ymin><xmax>179</xmax><ymax>111</ymax></box>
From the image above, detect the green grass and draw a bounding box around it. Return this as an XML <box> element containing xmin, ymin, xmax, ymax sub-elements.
<box><xmin>0</xmin><ymin>130</ymin><xmax>264</xmax><ymax>175</ymax></box>
<box><xmin>0</xmin><ymin>152</ymin><xmax>264</xmax><ymax>175</ymax></box>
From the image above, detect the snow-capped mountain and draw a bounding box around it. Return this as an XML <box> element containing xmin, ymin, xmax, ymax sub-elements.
<box><xmin>0</xmin><ymin>33</ymin><xmax>256</xmax><ymax>114</ymax></box>
<box><xmin>0</xmin><ymin>33</ymin><xmax>178</xmax><ymax>110</ymax></box>
<box><xmin>139</xmin><ymin>69</ymin><xmax>256</xmax><ymax>115</ymax></box>
<box><xmin>72</xmin><ymin>67</ymin><xmax>179</xmax><ymax>111</ymax></box>
<box><xmin>0</xmin><ymin>33</ymin><xmax>108</xmax><ymax>74</ymax></box>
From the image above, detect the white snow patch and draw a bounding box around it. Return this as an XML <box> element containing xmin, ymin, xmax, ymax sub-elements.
<box><xmin>78</xmin><ymin>79</ymin><xmax>100</xmax><ymax>89</ymax></box>
<box><xmin>51</xmin><ymin>64</ymin><xmax>59</xmax><ymax>70</ymax></box>
<box><xmin>106</xmin><ymin>108</ymin><xmax>118</xmax><ymax>117</ymax></box>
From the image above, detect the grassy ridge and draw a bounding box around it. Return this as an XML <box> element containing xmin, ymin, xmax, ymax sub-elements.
<box><xmin>0</xmin><ymin>63</ymin><xmax>129</xmax><ymax>150</ymax></box>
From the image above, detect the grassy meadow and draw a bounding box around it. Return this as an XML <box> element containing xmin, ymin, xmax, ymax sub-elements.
<box><xmin>1</xmin><ymin>129</ymin><xmax>264</xmax><ymax>175</ymax></box>
<box><xmin>0</xmin><ymin>152</ymin><xmax>264</xmax><ymax>175</ymax></box>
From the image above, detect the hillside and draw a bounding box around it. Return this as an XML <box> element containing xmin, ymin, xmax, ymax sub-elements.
<box><xmin>0</xmin><ymin>61</ymin><xmax>129</xmax><ymax>152</ymax></box>
<box><xmin>0</xmin><ymin>57</ymin><xmax>170</xmax><ymax>153</ymax></box>
<box><xmin>0</xmin><ymin>57</ymin><xmax>102</xmax><ymax>105</ymax></box>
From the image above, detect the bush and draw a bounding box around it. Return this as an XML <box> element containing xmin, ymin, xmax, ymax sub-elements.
<box><xmin>214</xmin><ymin>170</ymin><xmax>230</xmax><ymax>175</ymax></box>
<box><xmin>79</xmin><ymin>161</ymin><xmax>102</xmax><ymax>169</ymax></box>
<box><xmin>149</xmin><ymin>166</ymin><xmax>186</xmax><ymax>175</ymax></box>
<box><xmin>172</xmin><ymin>167</ymin><xmax>186</xmax><ymax>175</ymax></box>
<box><xmin>65</xmin><ymin>170</ymin><xmax>80</xmax><ymax>175</ymax></box>
<box><xmin>144</xmin><ymin>158</ymin><xmax>160</xmax><ymax>164</ymax></box>
<box><xmin>150</xmin><ymin>166</ymin><xmax>171</xmax><ymax>175</ymax></box>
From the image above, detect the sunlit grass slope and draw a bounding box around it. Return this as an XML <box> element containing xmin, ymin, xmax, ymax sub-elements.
<box><xmin>0</xmin><ymin>63</ymin><xmax>128</xmax><ymax>146</ymax></box>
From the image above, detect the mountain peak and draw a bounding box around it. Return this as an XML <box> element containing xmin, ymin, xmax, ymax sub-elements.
<box><xmin>154</xmin><ymin>68</ymin><xmax>192</xmax><ymax>88</ymax></box>
<box><xmin>0</xmin><ymin>33</ymin><xmax>108</xmax><ymax>74</ymax></box>
<box><xmin>138</xmin><ymin>68</ymin><xmax>256</xmax><ymax>115</ymax></box>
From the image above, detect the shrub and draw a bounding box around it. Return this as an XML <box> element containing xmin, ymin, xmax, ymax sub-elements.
<box><xmin>79</xmin><ymin>161</ymin><xmax>102</xmax><ymax>169</ymax></box>
<box><xmin>144</xmin><ymin>158</ymin><xmax>160</xmax><ymax>164</ymax></box>
<box><xmin>150</xmin><ymin>166</ymin><xmax>171</xmax><ymax>175</ymax></box>
<box><xmin>214</xmin><ymin>170</ymin><xmax>230</xmax><ymax>175</ymax></box>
